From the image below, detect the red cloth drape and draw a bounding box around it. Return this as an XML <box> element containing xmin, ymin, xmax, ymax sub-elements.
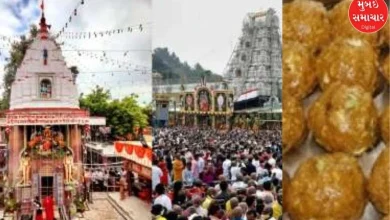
<box><xmin>43</xmin><ymin>196</ymin><xmax>54</xmax><ymax>220</ymax></box>
<box><xmin>145</xmin><ymin>148</ymin><xmax>152</xmax><ymax>161</ymax></box>
<box><xmin>134</xmin><ymin>146</ymin><xmax>145</xmax><ymax>158</ymax></box>
<box><xmin>115</xmin><ymin>142</ymin><xmax>124</xmax><ymax>153</ymax></box>
<box><xmin>125</xmin><ymin>144</ymin><xmax>134</xmax><ymax>155</ymax></box>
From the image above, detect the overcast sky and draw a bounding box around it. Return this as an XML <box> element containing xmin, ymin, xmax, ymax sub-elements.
<box><xmin>153</xmin><ymin>0</ymin><xmax>282</xmax><ymax>76</ymax></box>
<box><xmin>0</xmin><ymin>0</ymin><xmax>152</xmax><ymax>104</ymax></box>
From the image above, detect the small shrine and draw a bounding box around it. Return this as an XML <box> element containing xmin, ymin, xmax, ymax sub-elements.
<box><xmin>1</xmin><ymin>5</ymin><xmax>105</xmax><ymax>217</ymax></box>
<box><xmin>179</xmin><ymin>77</ymin><xmax>234</xmax><ymax>129</ymax></box>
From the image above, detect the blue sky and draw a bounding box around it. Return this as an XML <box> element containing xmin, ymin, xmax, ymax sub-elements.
<box><xmin>5</xmin><ymin>0</ymin><xmax>40</xmax><ymax>33</ymax></box>
<box><xmin>0</xmin><ymin>0</ymin><xmax>152</xmax><ymax>105</ymax></box>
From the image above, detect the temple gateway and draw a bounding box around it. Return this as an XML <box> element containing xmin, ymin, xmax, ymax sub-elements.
<box><xmin>0</xmin><ymin>11</ymin><xmax>105</xmax><ymax>216</ymax></box>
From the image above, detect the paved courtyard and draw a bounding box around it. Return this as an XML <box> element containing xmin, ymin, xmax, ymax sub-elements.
<box><xmin>76</xmin><ymin>192</ymin><xmax>151</xmax><ymax>220</ymax></box>
<box><xmin>108</xmin><ymin>193</ymin><xmax>151</xmax><ymax>220</ymax></box>
<box><xmin>81</xmin><ymin>198</ymin><xmax>123</xmax><ymax>220</ymax></box>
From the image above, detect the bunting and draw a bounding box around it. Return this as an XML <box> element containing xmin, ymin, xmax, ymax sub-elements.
<box><xmin>57</xmin><ymin>23</ymin><xmax>148</xmax><ymax>40</ymax></box>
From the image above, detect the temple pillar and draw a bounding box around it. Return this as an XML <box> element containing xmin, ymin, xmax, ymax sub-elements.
<box><xmin>70</xmin><ymin>125</ymin><xmax>82</xmax><ymax>164</ymax></box>
<box><xmin>9</xmin><ymin>126</ymin><xmax>23</xmax><ymax>185</ymax></box>
<box><xmin>211</xmin><ymin>116</ymin><xmax>215</xmax><ymax>128</ymax></box>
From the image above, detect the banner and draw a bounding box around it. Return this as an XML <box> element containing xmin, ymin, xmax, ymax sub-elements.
<box><xmin>6</xmin><ymin>109</ymin><xmax>89</xmax><ymax>125</ymax></box>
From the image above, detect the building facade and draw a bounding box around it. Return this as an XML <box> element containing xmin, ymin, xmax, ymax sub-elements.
<box><xmin>153</xmin><ymin>73</ymin><xmax>231</xmax><ymax>127</ymax></box>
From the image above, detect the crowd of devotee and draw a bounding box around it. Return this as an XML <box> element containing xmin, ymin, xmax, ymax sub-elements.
<box><xmin>151</xmin><ymin>126</ymin><xmax>282</xmax><ymax>220</ymax></box>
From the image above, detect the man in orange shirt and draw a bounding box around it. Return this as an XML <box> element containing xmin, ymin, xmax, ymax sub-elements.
<box><xmin>172</xmin><ymin>154</ymin><xmax>184</xmax><ymax>182</ymax></box>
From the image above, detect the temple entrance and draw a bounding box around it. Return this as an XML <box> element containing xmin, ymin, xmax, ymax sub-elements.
<box><xmin>41</xmin><ymin>176</ymin><xmax>54</xmax><ymax>197</ymax></box>
<box><xmin>198</xmin><ymin>115</ymin><xmax>211</xmax><ymax>128</ymax></box>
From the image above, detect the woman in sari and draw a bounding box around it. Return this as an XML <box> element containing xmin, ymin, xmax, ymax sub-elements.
<box><xmin>172</xmin><ymin>154</ymin><xmax>184</xmax><ymax>182</ymax></box>
<box><xmin>158</xmin><ymin>157</ymin><xmax>169</xmax><ymax>186</ymax></box>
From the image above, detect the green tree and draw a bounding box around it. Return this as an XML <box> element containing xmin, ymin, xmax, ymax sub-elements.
<box><xmin>142</xmin><ymin>102</ymin><xmax>153</xmax><ymax>125</ymax></box>
<box><xmin>80</xmin><ymin>86</ymin><xmax>149</xmax><ymax>139</ymax></box>
<box><xmin>79</xmin><ymin>86</ymin><xmax>110</xmax><ymax>117</ymax></box>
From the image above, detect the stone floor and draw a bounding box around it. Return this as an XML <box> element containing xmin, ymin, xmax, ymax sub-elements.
<box><xmin>108</xmin><ymin>193</ymin><xmax>151</xmax><ymax>220</ymax></box>
<box><xmin>80</xmin><ymin>198</ymin><xmax>123</xmax><ymax>220</ymax></box>
<box><xmin>74</xmin><ymin>192</ymin><xmax>151</xmax><ymax>220</ymax></box>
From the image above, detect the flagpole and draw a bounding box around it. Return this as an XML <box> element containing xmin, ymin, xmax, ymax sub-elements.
<box><xmin>40</xmin><ymin>0</ymin><xmax>45</xmax><ymax>12</ymax></box>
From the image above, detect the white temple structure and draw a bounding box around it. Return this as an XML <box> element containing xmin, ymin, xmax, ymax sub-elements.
<box><xmin>223</xmin><ymin>8</ymin><xmax>282</xmax><ymax>104</ymax></box>
<box><xmin>10</xmin><ymin>35</ymin><xmax>79</xmax><ymax>109</ymax></box>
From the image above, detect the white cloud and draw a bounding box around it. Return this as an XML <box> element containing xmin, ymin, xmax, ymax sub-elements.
<box><xmin>153</xmin><ymin>0</ymin><xmax>282</xmax><ymax>75</ymax></box>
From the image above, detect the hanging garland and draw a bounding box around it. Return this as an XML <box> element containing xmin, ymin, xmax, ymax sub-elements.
<box><xmin>56</xmin><ymin>0</ymin><xmax>85</xmax><ymax>38</ymax></box>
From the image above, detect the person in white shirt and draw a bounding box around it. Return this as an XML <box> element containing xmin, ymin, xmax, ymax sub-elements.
<box><xmin>232</xmin><ymin>174</ymin><xmax>248</xmax><ymax>190</ymax></box>
<box><xmin>271</xmin><ymin>164</ymin><xmax>283</xmax><ymax>181</ymax></box>
<box><xmin>222</xmin><ymin>155</ymin><xmax>232</xmax><ymax>179</ymax></box>
<box><xmin>197</xmin><ymin>153</ymin><xmax>205</xmax><ymax>175</ymax></box>
<box><xmin>236</xmin><ymin>156</ymin><xmax>246</xmax><ymax>169</ymax></box>
<box><xmin>153</xmin><ymin>183</ymin><xmax>172</xmax><ymax>211</ymax></box>
<box><xmin>268</xmin><ymin>157</ymin><xmax>276</xmax><ymax>168</ymax></box>
<box><xmin>230</xmin><ymin>161</ymin><xmax>241</xmax><ymax>181</ymax></box>
<box><xmin>252</xmin><ymin>156</ymin><xmax>260</xmax><ymax>171</ymax></box>
<box><xmin>103</xmin><ymin>170</ymin><xmax>109</xmax><ymax>188</ymax></box>
<box><xmin>185</xmin><ymin>150</ymin><xmax>193</xmax><ymax>164</ymax></box>
<box><xmin>152</xmin><ymin>160</ymin><xmax>163</xmax><ymax>191</ymax></box>
<box><xmin>92</xmin><ymin>170</ymin><xmax>98</xmax><ymax>184</ymax></box>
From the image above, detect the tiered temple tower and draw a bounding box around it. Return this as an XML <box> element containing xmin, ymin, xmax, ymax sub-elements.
<box><xmin>224</xmin><ymin>8</ymin><xmax>281</xmax><ymax>102</ymax></box>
